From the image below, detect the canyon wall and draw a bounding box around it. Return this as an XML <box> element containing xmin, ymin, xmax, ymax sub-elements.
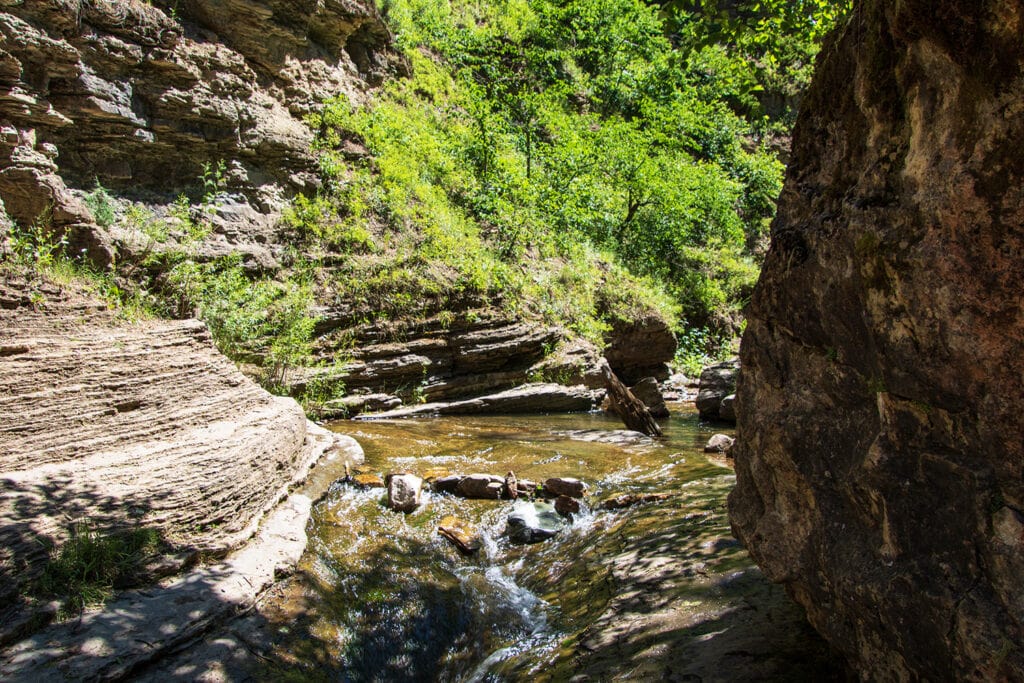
<box><xmin>730</xmin><ymin>0</ymin><xmax>1024</xmax><ymax>678</ymax></box>
<box><xmin>0</xmin><ymin>0</ymin><xmax>402</xmax><ymax>266</ymax></box>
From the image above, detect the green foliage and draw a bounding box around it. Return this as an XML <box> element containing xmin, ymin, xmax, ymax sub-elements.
<box><xmin>85</xmin><ymin>181</ymin><xmax>117</xmax><ymax>229</ymax></box>
<box><xmin>160</xmin><ymin>254</ymin><xmax>319</xmax><ymax>386</ymax></box>
<box><xmin>2</xmin><ymin>215</ymin><xmax>68</xmax><ymax>270</ymax></box>
<box><xmin>665</xmin><ymin>0</ymin><xmax>851</xmax><ymax>126</ymax></box>
<box><xmin>300</xmin><ymin>0</ymin><xmax>831</xmax><ymax>349</ymax></box>
<box><xmin>281</xmin><ymin>193</ymin><xmax>375</xmax><ymax>253</ymax></box>
<box><xmin>35</xmin><ymin>521</ymin><xmax>161</xmax><ymax>618</ymax></box>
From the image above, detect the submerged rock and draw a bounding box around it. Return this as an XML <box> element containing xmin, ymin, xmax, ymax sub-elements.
<box><xmin>507</xmin><ymin>502</ymin><xmax>564</xmax><ymax>544</ymax></box>
<box><xmin>352</xmin><ymin>473</ymin><xmax>386</xmax><ymax>488</ymax></box>
<box><xmin>696</xmin><ymin>360</ymin><xmax>738</xmax><ymax>423</ymax></box>
<box><xmin>600</xmin><ymin>493</ymin><xmax>673</xmax><ymax>510</ymax></box>
<box><xmin>386</xmin><ymin>473</ymin><xmax>423</xmax><ymax>513</ymax></box>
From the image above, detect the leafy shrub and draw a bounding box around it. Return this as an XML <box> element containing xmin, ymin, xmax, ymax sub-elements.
<box><xmin>84</xmin><ymin>181</ymin><xmax>117</xmax><ymax>229</ymax></box>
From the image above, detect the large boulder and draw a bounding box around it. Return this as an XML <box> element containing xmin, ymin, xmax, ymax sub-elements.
<box><xmin>729</xmin><ymin>1</ymin><xmax>1024</xmax><ymax>679</ymax></box>
<box><xmin>603</xmin><ymin>315</ymin><xmax>677</xmax><ymax>384</ymax></box>
<box><xmin>695</xmin><ymin>360</ymin><xmax>739</xmax><ymax>422</ymax></box>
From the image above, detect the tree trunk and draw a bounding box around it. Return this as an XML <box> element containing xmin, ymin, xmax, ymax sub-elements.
<box><xmin>599</xmin><ymin>360</ymin><xmax>662</xmax><ymax>437</ymax></box>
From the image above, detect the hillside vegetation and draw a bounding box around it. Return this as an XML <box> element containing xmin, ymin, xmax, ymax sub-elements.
<box><xmin>300</xmin><ymin>0</ymin><xmax>847</xmax><ymax>365</ymax></box>
<box><xmin>2</xmin><ymin>0</ymin><xmax>847</xmax><ymax>390</ymax></box>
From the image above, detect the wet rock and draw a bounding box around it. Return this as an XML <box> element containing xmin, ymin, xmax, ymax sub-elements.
<box><xmin>554</xmin><ymin>495</ymin><xmax>580</xmax><ymax>518</ymax></box>
<box><xmin>456</xmin><ymin>473</ymin><xmax>504</xmax><ymax>500</ymax></box>
<box><xmin>544</xmin><ymin>477</ymin><xmax>587</xmax><ymax>498</ymax></box>
<box><xmin>696</xmin><ymin>360</ymin><xmax>738</xmax><ymax>423</ymax></box>
<box><xmin>504</xmin><ymin>471</ymin><xmax>518</xmax><ymax>500</ymax></box>
<box><xmin>600</xmin><ymin>492</ymin><xmax>673</xmax><ymax>510</ymax></box>
<box><xmin>437</xmin><ymin>516</ymin><xmax>480</xmax><ymax>555</ymax></box>
<box><xmin>507</xmin><ymin>501</ymin><xmax>564</xmax><ymax>544</ymax></box>
<box><xmin>429</xmin><ymin>475</ymin><xmax>463</xmax><ymax>495</ymax></box>
<box><xmin>386</xmin><ymin>473</ymin><xmax>422</xmax><ymax>513</ymax></box>
<box><xmin>627</xmin><ymin>377</ymin><xmax>670</xmax><ymax>418</ymax></box>
<box><xmin>704</xmin><ymin>434</ymin><xmax>735</xmax><ymax>454</ymax></box>
<box><xmin>729</xmin><ymin>2</ymin><xmax>1024</xmax><ymax>678</ymax></box>
<box><xmin>515</xmin><ymin>479</ymin><xmax>540</xmax><ymax>498</ymax></box>
<box><xmin>351</xmin><ymin>473</ymin><xmax>385</xmax><ymax>488</ymax></box>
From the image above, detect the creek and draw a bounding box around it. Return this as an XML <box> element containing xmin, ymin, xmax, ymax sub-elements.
<box><xmin>250</xmin><ymin>407</ymin><xmax>838</xmax><ymax>681</ymax></box>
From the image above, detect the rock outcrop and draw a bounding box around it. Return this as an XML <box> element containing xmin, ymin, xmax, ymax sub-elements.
<box><xmin>0</xmin><ymin>274</ymin><xmax>351</xmax><ymax>631</ymax></box>
<box><xmin>695</xmin><ymin>360</ymin><xmax>738</xmax><ymax>423</ymax></box>
<box><xmin>0</xmin><ymin>0</ymin><xmax>401</xmax><ymax>263</ymax></box>
<box><xmin>729</xmin><ymin>1</ymin><xmax>1024</xmax><ymax>678</ymax></box>
<box><xmin>602</xmin><ymin>314</ymin><xmax>676</xmax><ymax>384</ymax></box>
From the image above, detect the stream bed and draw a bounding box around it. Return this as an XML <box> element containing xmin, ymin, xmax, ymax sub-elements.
<box><xmin>248</xmin><ymin>407</ymin><xmax>841</xmax><ymax>681</ymax></box>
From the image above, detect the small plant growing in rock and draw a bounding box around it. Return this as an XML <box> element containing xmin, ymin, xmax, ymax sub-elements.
<box><xmin>35</xmin><ymin>520</ymin><xmax>161</xmax><ymax>619</ymax></box>
<box><xmin>84</xmin><ymin>180</ymin><xmax>117</xmax><ymax>228</ymax></box>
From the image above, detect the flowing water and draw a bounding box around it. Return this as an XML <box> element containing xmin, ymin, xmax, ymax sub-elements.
<box><xmin>250</xmin><ymin>408</ymin><xmax>837</xmax><ymax>681</ymax></box>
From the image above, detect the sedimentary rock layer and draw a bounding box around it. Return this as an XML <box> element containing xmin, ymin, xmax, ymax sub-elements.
<box><xmin>729</xmin><ymin>0</ymin><xmax>1024</xmax><ymax>678</ymax></box>
<box><xmin>0</xmin><ymin>0</ymin><xmax>400</xmax><ymax>265</ymax></box>
<box><xmin>0</xmin><ymin>274</ymin><xmax>338</xmax><ymax>628</ymax></box>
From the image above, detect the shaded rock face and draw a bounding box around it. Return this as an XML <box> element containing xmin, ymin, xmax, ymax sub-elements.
<box><xmin>695</xmin><ymin>360</ymin><xmax>738</xmax><ymax>423</ymax></box>
<box><xmin>0</xmin><ymin>0</ymin><xmax>400</xmax><ymax>254</ymax></box>
<box><xmin>602</xmin><ymin>315</ymin><xmax>676</xmax><ymax>384</ymax></box>
<box><xmin>729</xmin><ymin>1</ymin><xmax>1024</xmax><ymax>679</ymax></box>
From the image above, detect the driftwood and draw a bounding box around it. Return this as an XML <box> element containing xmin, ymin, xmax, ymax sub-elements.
<box><xmin>599</xmin><ymin>361</ymin><xmax>663</xmax><ymax>437</ymax></box>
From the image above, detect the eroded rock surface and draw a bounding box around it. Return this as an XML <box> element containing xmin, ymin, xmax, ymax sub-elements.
<box><xmin>729</xmin><ymin>1</ymin><xmax>1024</xmax><ymax>678</ymax></box>
<box><xmin>0</xmin><ymin>274</ymin><xmax>347</xmax><ymax>631</ymax></box>
<box><xmin>0</xmin><ymin>0</ymin><xmax>401</xmax><ymax>263</ymax></box>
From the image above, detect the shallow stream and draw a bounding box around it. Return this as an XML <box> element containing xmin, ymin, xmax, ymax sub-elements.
<box><xmin>251</xmin><ymin>408</ymin><xmax>837</xmax><ymax>681</ymax></box>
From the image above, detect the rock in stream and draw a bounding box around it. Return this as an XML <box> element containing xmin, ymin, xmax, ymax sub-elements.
<box><xmin>507</xmin><ymin>501</ymin><xmax>565</xmax><ymax>544</ymax></box>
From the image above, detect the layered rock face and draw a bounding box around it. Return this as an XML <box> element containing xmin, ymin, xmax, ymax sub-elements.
<box><xmin>295</xmin><ymin>308</ymin><xmax>677</xmax><ymax>415</ymax></box>
<box><xmin>0</xmin><ymin>274</ymin><xmax>340</xmax><ymax>629</ymax></box>
<box><xmin>0</xmin><ymin>0</ymin><xmax>400</xmax><ymax>262</ymax></box>
<box><xmin>729</xmin><ymin>0</ymin><xmax>1024</xmax><ymax>678</ymax></box>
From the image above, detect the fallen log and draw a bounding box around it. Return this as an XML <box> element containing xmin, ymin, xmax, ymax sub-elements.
<box><xmin>599</xmin><ymin>360</ymin><xmax>663</xmax><ymax>437</ymax></box>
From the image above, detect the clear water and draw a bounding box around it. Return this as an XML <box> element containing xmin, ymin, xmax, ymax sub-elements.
<box><xmin>255</xmin><ymin>408</ymin><xmax>744</xmax><ymax>681</ymax></box>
